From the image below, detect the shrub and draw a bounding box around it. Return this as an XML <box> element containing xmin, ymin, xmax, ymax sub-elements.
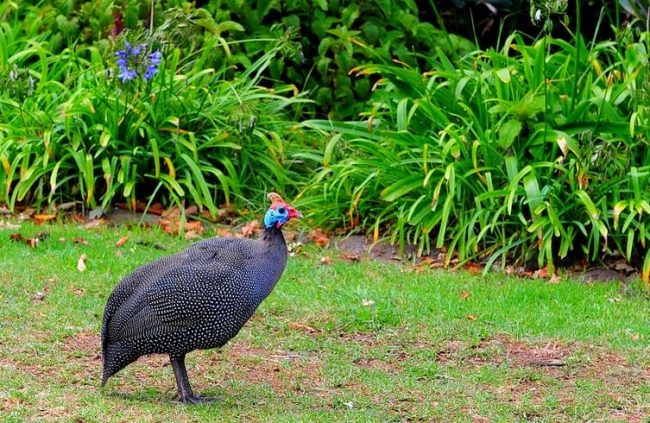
<box><xmin>302</xmin><ymin>26</ymin><xmax>650</xmax><ymax>282</ymax></box>
<box><xmin>0</xmin><ymin>8</ymin><xmax>311</xmax><ymax>215</ymax></box>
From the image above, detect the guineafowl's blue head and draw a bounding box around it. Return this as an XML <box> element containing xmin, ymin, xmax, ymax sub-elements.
<box><xmin>264</xmin><ymin>192</ymin><xmax>302</xmax><ymax>229</ymax></box>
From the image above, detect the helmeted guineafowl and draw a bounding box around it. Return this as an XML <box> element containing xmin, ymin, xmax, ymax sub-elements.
<box><xmin>101</xmin><ymin>192</ymin><xmax>301</xmax><ymax>404</ymax></box>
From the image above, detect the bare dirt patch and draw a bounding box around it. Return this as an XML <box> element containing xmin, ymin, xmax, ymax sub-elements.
<box><xmin>213</xmin><ymin>341</ymin><xmax>325</xmax><ymax>394</ymax></box>
<box><xmin>338</xmin><ymin>331</ymin><xmax>380</xmax><ymax>346</ymax></box>
<box><xmin>335</xmin><ymin>235</ymin><xmax>422</xmax><ymax>263</ymax></box>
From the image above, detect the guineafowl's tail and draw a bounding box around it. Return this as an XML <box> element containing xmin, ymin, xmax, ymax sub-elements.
<box><xmin>101</xmin><ymin>342</ymin><xmax>138</xmax><ymax>386</ymax></box>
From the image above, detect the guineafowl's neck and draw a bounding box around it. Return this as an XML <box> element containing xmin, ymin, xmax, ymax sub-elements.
<box><xmin>262</xmin><ymin>226</ymin><xmax>285</xmax><ymax>244</ymax></box>
<box><xmin>252</xmin><ymin>226</ymin><xmax>288</xmax><ymax>303</ymax></box>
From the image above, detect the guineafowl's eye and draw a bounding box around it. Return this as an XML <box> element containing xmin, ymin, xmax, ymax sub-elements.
<box><xmin>278</xmin><ymin>207</ymin><xmax>286</xmax><ymax>214</ymax></box>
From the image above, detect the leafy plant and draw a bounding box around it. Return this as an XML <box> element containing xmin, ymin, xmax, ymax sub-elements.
<box><xmin>301</xmin><ymin>25</ymin><xmax>650</xmax><ymax>284</ymax></box>
<box><xmin>0</xmin><ymin>9</ymin><xmax>311</xmax><ymax>216</ymax></box>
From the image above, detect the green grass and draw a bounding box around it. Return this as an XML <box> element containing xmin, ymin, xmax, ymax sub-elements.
<box><xmin>0</xmin><ymin>223</ymin><xmax>648</xmax><ymax>421</ymax></box>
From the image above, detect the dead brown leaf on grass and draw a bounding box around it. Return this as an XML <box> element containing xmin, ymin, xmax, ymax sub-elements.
<box><xmin>33</xmin><ymin>213</ymin><xmax>56</xmax><ymax>224</ymax></box>
<box><xmin>459</xmin><ymin>290</ymin><xmax>471</xmax><ymax>300</ymax></box>
<box><xmin>238</xmin><ymin>219</ymin><xmax>260</xmax><ymax>238</ymax></box>
<box><xmin>77</xmin><ymin>254</ymin><xmax>88</xmax><ymax>272</ymax></box>
<box><xmin>548</xmin><ymin>274</ymin><xmax>561</xmax><ymax>284</ymax></box>
<box><xmin>465</xmin><ymin>262</ymin><xmax>484</xmax><ymax>274</ymax></box>
<box><xmin>320</xmin><ymin>256</ymin><xmax>332</xmax><ymax>265</ymax></box>
<box><xmin>532</xmin><ymin>266</ymin><xmax>550</xmax><ymax>279</ymax></box>
<box><xmin>81</xmin><ymin>218</ymin><xmax>106</xmax><ymax>229</ymax></box>
<box><xmin>215</xmin><ymin>226</ymin><xmax>233</xmax><ymax>238</ymax></box>
<box><xmin>0</xmin><ymin>221</ymin><xmax>20</xmax><ymax>229</ymax></box>
<box><xmin>290</xmin><ymin>322</ymin><xmax>319</xmax><ymax>334</ymax></box>
<box><xmin>185</xmin><ymin>205</ymin><xmax>199</xmax><ymax>215</ymax></box>
<box><xmin>72</xmin><ymin>237</ymin><xmax>89</xmax><ymax>245</ymax></box>
<box><xmin>185</xmin><ymin>230</ymin><xmax>200</xmax><ymax>240</ymax></box>
<box><xmin>341</xmin><ymin>251</ymin><xmax>361</xmax><ymax>262</ymax></box>
<box><xmin>147</xmin><ymin>203</ymin><xmax>164</xmax><ymax>215</ymax></box>
<box><xmin>309</xmin><ymin>228</ymin><xmax>330</xmax><ymax>247</ymax></box>
<box><xmin>160</xmin><ymin>219</ymin><xmax>204</xmax><ymax>236</ymax></box>
<box><xmin>10</xmin><ymin>232</ymin><xmax>48</xmax><ymax>248</ymax></box>
<box><xmin>115</xmin><ymin>235</ymin><xmax>129</xmax><ymax>247</ymax></box>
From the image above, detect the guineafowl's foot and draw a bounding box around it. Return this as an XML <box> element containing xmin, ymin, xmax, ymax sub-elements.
<box><xmin>170</xmin><ymin>355</ymin><xmax>216</xmax><ymax>405</ymax></box>
<box><xmin>173</xmin><ymin>394</ymin><xmax>219</xmax><ymax>404</ymax></box>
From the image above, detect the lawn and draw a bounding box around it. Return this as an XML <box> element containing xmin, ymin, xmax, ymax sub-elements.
<box><xmin>0</xmin><ymin>223</ymin><xmax>648</xmax><ymax>422</ymax></box>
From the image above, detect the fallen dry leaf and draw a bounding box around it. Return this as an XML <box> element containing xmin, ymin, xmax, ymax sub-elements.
<box><xmin>532</xmin><ymin>267</ymin><xmax>549</xmax><ymax>279</ymax></box>
<box><xmin>160</xmin><ymin>219</ymin><xmax>204</xmax><ymax>236</ymax></box>
<box><xmin>77</xmin><ymin>254</ymin><xmax>88</xmax><ymax>272</ymax></box>
<box><xmin>185</xmin><ymin>205</ymin><xmax>199</xmax><ymax>215</ymax></box>
<box><xmin>361</xmin><ymin>299</ymin><xmax>375</xmax><ymax>307</ymax></box>
<box><xmin>147</xmin><ymin>203</ymin><xmax>165</xmax><ymax>215</ymax></box>
<box><xmin>163</xmin><ymin>206</ymin><xmax>181</xmax><ymax>220</ymax></box>
<box><xmin>73</xmin><ymin>288</ymin><xmax>85</xmax><ymax>297</ymax></box>
<box><xmin>340</xmin><ymin>251</ymin><xmax>361</xmax><ymax>262</ymax></box>
<box><xmin>420</xmin><ymin>257</ymin><xmax>436</xmax><ymax>266</ymax></box>
<box><xmin>465</xmin><ymin>314</ymin><xmax>477</xmax><ymax>321</ymax></box>
<box><xmin>215</xmin><ymin>227</ymin><xmax>233</xmax><ymax>238</ymax></box>
<box><xmin>71</xmin><ymin>213</ymin><xmax>86</xmax><ymax>223</ymax></box>
<box><xmin>0</xmin><ymin>221</ymin><xmax>20</xmax><ymax>229</ymax></box>
<box><xmin>289</xmin><ymin>322</ymin><xmax>319</xmax><ymax>334</ymax></box>
<box><xmin>184</xmin><ymin>221</ymin><xmax>204</xmax><ymax>234</ymax></box>
<box><xmin>465</xmin><ymin>262</ymin><xmax>484</xmax><ymax>274</ymax></box>
<box><xmin>72</xmin><ymin>237</ymin><xmax>89</xmax><ymax>245</ymax></box>
<box><xmin>238</xmin><ymin>219</ymin><xmax>260</xmax><ymax>238</ymax></box>
<box><xmin>184</xmin><ymin>230</ymin><xmax>199</xmax><ymax>240</ymax></box>
<box><xmin>82</xmin><ymin>218</ymin><xmax>106</xmax><ymax>229</ymax></box>
<box><xmin>459</xmin><ymin>290</ymin><xmax>471</xmax><ymax>300</ymax></box>
<box><xmin>115</xmin><ymin>236</ymin><xmax>129</xmax><ymax>247</ymax></box>
<box><xmin>160</xmin><ymin>219</ymin><xmax>174</xmax><ymax>234</ymax></box>
<box><xmin>10</xmin><ymin>233</ymin><xmax>24</xmax><ymax>242</ymax></box>
<box><xmin>309</xmin><ymin>228</ymin><xmax>330</xmax><ymax>247</ymax></box>
<box><xmin>26</xmin><ymin>238</ymin><xmax>39</xmax><ymax>248</ymax></box>
<box><xmin>548</xmin><ymin>274</ymin><xmax>561</xmax><ymax>284</ymax></box>
<box><xmin>287</xmin><ymin>242</ymin><xmax>303</xmax><ymax>255</ymax></box>
<box><xmin>320</xmin><ymin>256</ymin><xmax>332</xmax><ymax>265</ymax></box>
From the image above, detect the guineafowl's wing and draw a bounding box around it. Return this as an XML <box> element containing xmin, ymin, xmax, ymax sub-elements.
<box><xmin>102</xmin><ymin>253</ymin><xmax>185</xmax><ymax>349</ymax></box>
<box><xmin>104</xmin><ymin>238</ymin><xmax>261</xmax><ymax>345</ymax></box>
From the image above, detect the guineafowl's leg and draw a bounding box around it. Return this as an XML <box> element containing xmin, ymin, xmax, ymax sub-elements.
<box><xmin>170</xmin><ymin>355</ymin><xmax>218</xmax><ymax>404</ymax></box>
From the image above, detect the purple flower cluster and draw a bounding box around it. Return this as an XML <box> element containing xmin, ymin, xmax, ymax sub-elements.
<box><xmin>115</xmin><ymin>42</ymin><xmax>162</xmax><ymax>83</ymax></box>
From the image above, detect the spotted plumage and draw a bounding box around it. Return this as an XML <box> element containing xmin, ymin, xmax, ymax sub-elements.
<box><xmin>101</xmin><ymin>193</ymin><xmax>301</xmax><ymax>404</ymax></box>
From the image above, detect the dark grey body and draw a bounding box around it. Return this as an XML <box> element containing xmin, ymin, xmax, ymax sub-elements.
<box><xmin>101</xmin><ymin>228</ymin><xmax>287</xmax><ymax>387</ymax></box>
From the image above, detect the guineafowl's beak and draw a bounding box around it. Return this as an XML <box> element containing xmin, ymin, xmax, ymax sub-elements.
<box><xmin>287</xmin><ymin>206</ymin><xmax>302</xmax><ymax>219</ymax></box>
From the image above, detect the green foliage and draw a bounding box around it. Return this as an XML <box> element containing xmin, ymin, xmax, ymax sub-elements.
<box><xmin>0</xmin><ymin>7</ymin><xmax>311</xmax><ymax>214</ymax></box>
<box><xmin>209</xmin><ymin>0</ymin><xmax>474</xmax><ymax>119</ymax></box>
<box><xmin>2</xmin><ymin>0</ymin><xmax>650</xmax><ymax>278</ymax></box>
<box><xmin>302</xmin><ymin>27</ymin><xmax>650</xmax><ymax>276</ymax></box>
